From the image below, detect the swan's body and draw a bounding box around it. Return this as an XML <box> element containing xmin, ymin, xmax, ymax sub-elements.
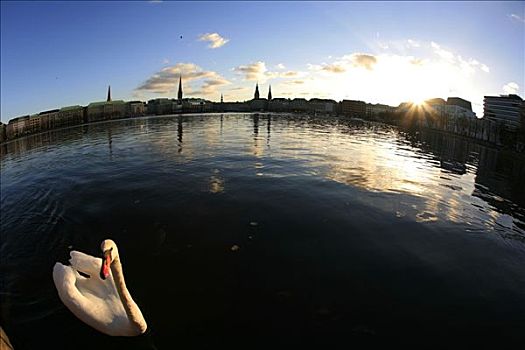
<box><xmin>53</xmin><ymin>240</ymin><xmax>147</xmax><ymax>336</ymax></box>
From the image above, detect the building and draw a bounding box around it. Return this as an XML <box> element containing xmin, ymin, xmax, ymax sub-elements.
<box><xmin>366</xmin><ymin>103</ymin><xmax>396</xmax><ymax>117</ymax></box>
<box><xmin>309</xmin><ymin>98</ymin><xmax>338</xmax><ymax>114</ymax></box>
<box><xmin>250</xmin><ymin>98</ymin><xmax>267</xmax><ymax>111</ymax></box>
<box><xmin>182</xmin><ymin>98</ymin><xmax>213</xmax><ymax>113</ymax></box>
<box><xmin>483</xmin><ymin>94</ymin><xmax>523</xmax><ymax>129</ymax></box>
<box><xmin>254</xmin><ymin>83</ymin><xmax>260</xmax><ymax>100</ymax></box>
<box><xmin>290</xmin><ymin>98</ymin><xmax>309</xmax><ymax>112</ymax></box>
<box><xmin>341</xmin><ymin>99</ymin><xmax>366</xmax><ymax>117</ymax></box>
<box><xmin>447</xmin><ymin>97</ymin><xmax>472</xmax><ymax>111</ymax></box>
<box><xmin>147</xmin><ymin>98</ymin><xmax>175</xmax><ymax>115</ymax></box>
<box><xmin>87</xmin><ymin>100</ymin><xmax>126</xmax><ymax>122</ymax></box>
<box><xmin>268</xmin><ymin>85</ymin><xmax>272</xmax><ymax>100</ymax></box>
<box><xmin>435</xmin><ymin>104</ymin><xmax>476</xmax><ymax>119</ymax></box>
<box><xmin>425</xmin><ymin>98</ymin><xmax>446</xmax><ymax>107</ymax></box>
<box><xmin>28</xmin><ymin>109</ymin><xmax>59</xmax><ymax>134</ymax></box>
<box><xmin>0</xmin><ymin>122</ymin><xmax>6</xmax><ymax>143</ymax></box>
<box><xmin>268</xmin><ymin>98</ymin><xmax>291</xmax><ymax>112</ymax></box>
<box><xmin>6</xmin><ymin>115</ymin><xmax>29</xmax><ymax>139</ymax></box>
<box><xmin>127</xmin><ymin>101</ymin><xmax>146</xmax><ymax>117</ymax></box>
<box><xmin>54</xmin><ymin>106</ymin><xmax>84</xmax><ymax>128</ymax></box>
<box><xmin>219</xmin><ymin>102</ymin><xmax>250</xmax><ymax>112</ymax></box>
<box><xmin>177</xmin><ymin>76</ymin><xmax>183</xmax><ymax>103</ymax></box>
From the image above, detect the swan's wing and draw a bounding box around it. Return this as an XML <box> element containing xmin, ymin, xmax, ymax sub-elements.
<box><xmin>53</xmin><ymin>262</ymin><xmax>129</xmax><ymax>336</ymax></box>
<box><xmin>69</xmin><ymin>250</ymin><xmax>102</xmax><ymax>277</ymax></box>
<box><xmin>68</xmin><ymin>251</ymin><xmax>120</xmax><ymax>301</ymax></box>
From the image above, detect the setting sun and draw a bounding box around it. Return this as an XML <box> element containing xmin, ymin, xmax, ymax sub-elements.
<box><xmin>412</xmin><ymin>97</ymin><xmax>427</xmax><ymax>106</ymax></box>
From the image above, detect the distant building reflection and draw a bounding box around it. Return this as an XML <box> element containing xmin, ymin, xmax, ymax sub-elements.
<box><xmin>251</xmin><ymin>114</ymin><xmax>263</xmax><ymax>157</ymax></box>
<box><xmin>177</xmin><ymin>115</ymin><xmax>183</xmax><ymax>154</ymax></box>
<box><xmin>406</xmin><ymin>128</ymin><xmax>525</xmax><ymax>227</ymax></box>
<box><xmin>1</xmin><ymin>114</ymin><xmax>524</xmax><ymax>234</ymax></box>
<box><xmin>267</xmin><ymin>114</ymin><xmax>271</xmax><ymax>147</ymax></box>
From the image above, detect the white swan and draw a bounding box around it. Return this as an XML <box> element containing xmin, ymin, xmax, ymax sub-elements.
<box><xmin>53</xmin><ymin>239</ymin><xmax>148</xmax><ymax>336</ymax></box>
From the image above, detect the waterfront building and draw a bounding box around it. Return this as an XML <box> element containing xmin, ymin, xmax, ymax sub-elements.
<box><xmin>421</xmin><ymin>97</ymin><xmax>475</xmax><ymax>119</ymax></box>
<box><xmin>182</xmin><ymin>98</ymin><xmax>213</xmax><ymax>113</ymax></box>
<box><xmin>290</xmin><ymin>98</ymin><xmax>309</xmax><ymax>112</ymax></box>
<box><xmin>178</xmin><ymin>76</ymin><xmax>183</xmax><ymax>103</ymax></box>
<box><xmin>219</xmin><ymin>102</ymin><xmax>250</xmax><ymax>112</ymax></box>
<box><xmin>396</xmin><ymin>102</ymin><xmax>413</xmax><ymax>113</ymax></box>
<box><xmin>28</xmin><ymin>109</ymin><xmax>57</xmax><ymax>134</ymax></box>
<box><xmin>309</xmin><ymin>98</ymin><xmax>338</xmax><ymax>114</ymax></box>
<box><xmin>87</xmin><ymin>100</ymin><xmax>126</xmax><ymax>122</ymax></box>
<box><xmin>438</xmin><ymin>105</ymin><xmax>476</xmax><ymax>119</ymax></box>
<box><xmin>0</xmin><ymin>122</ymin><xmax>6</xmax><ymax>143</ymax></box>
<box><xmin>366</xmin><ymin>103</ymin><xmax>396</xmax><ymax>117</ymax></box>
<box><xmin>250</xmin><ymin>98</ymin><xmax>267</xmax><ymax>111</ymax></box>
<box><xmin>426</xmin><ymin>98</ymin><xmax>446</xmax><ymax>107</ymax></box>
<box><xmin>483</xmin><ymin>94</ymin><xmax>523</xmax><ymax>129</ymax></box>
<box><xmin>55</xmin><ymin>106</ymin><xmax>85</xmax><ymax>128</ymax></box>
<box><xmin>6</xmin><ymin>115</ymin><xmax>29</xmax><ymax>139</ymax></box>
<box><xmin>147</xmin><ymin>98</ymin><xmax>174</xmax><ymax>115</ymax></box>
<box><xmin>268</xmin><ymin>98</ymin><xmax>291</xmax><ymax>112</ymax></box>
<box><xmin>341</xmin><ymin>99</ymin><xmax>366</xmax><ymax>117</ymax></box>
<box><xmin>127</xmin><ymin>101</ymin><xmax>146</xmax><ymax>117</ymax></box>
<box><xmin>447</xmin><ymin>97</ymin><xmax>472</xmax><ymax>111</ymax></box>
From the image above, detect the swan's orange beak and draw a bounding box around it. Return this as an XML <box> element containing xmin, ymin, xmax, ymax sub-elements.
<box><xmin>100</xmin><ymin>250</ymin><xmax>111</xmax><ymax>280</ymax></box>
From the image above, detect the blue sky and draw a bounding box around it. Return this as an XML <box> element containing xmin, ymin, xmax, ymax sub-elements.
<box><xmin>1</xmin><ymin>1</ymin><xmax>524</xmax><ymax>122</ymax></box>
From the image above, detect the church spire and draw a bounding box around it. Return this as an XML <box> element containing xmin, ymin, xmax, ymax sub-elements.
<box><xmin>254</xmin><ymin>82</ymin><xmax>260</xmax><ymax>100</ymax></box>
<box><xmin>107</xmin><ymin>85</ymin><xmax>111</xmax><ymax>102</ymax></box>
<box><xmin>221</xmin><ymin>93</ymin><xmax>224</xmax><ymax>103</ymax></box>
<box><xmin>178</xmin><ymin>75</ymin><xmax>183</xmax><ymax>101</ymax></box>
<box><xmin>268</xmin><ymin>85</ymin><xmax>272</xmax><ymax>100</ymax></box>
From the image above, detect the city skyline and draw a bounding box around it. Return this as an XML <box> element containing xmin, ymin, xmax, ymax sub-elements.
<box><xmin>1</xmin><ymin>1</ymin><xmax>524</xmax><ymax>122</ymax></box>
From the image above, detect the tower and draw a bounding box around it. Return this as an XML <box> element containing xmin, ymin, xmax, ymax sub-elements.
<box><xmin>178</xmin><ymin>75</ymin><xmax>183</xmax><ymax>102</ymax></box>
<box><xmin>107</xmin><ymin>85</ymin><xmax>111</xmax><ymax>102</ymax></box>
<box><xmin>254</xmin><ymin>82</ymin><xmax>260</xmax><ymax>100</ymax></box>
<box><xmin>221</xmin><ymin>93</ymin><xmax>224</xmax><ymax>103</ymax></box>
<box><xmin>268</xmin><ymin>85</ymin><xmax>272</xmax><ymax>100</ymax></box>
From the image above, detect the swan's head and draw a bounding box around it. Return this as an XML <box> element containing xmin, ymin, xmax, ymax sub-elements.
<box><xmin>99</xmin><ymin>239</ymin><xmax>118</xmax><ymax>280</ymax></box>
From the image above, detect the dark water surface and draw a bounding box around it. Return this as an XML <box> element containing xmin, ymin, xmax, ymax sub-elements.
<box><xmin>1</xmin><ymin>114</ymin><xmax>525</xmax><ymax>348</ymax></box>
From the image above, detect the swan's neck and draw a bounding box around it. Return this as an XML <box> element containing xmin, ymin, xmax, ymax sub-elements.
<box><xmin>111</xmin><ymin>257</ymin><xmax>148</xmax><ymax>334</ymax></box>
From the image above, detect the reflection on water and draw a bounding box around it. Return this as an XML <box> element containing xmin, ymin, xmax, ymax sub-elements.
<box><xmin>2</xmin><ymin>114</ymin><xmax>525</xmax><ymax>348</ymax></box>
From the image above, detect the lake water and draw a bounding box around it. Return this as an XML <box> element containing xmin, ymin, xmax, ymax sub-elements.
<box><xmin>1</xmin><ymin>113</ymin><xmax>525</xmax><ymax>348</ymax></box>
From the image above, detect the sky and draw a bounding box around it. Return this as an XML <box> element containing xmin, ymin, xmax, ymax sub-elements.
<box><xmin>1</xmin><ymin>1</ymin><xmax>524</xmax><ymax>122</ymax></box>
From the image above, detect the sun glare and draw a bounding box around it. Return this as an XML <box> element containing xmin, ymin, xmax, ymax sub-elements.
<box><xmin>412</xmin><ymin>97</ymin><xmax>426</xmax><ymax>106</ymax></box>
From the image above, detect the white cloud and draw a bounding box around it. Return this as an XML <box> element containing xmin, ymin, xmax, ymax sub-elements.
<box><xmin>276</xmin><ymin>63</ymin><xmax>286</xmax><ymax>70</ymax></box>
<box><xmin>347</xmin><ymin>53</ymin><xmax>378</xmax><ymax>70</ymax></box>
<box><xmin>135</xmin><ymin>62</ymin><xmax>230</xmax><ymax>95</ymax></box>
<box><xmin>280</xmin><ymin>71</ymin><xmax>299</xmax><ymax>77</ymax></box>
<box><xmin>431</xmin><ymin>41</ymin><xmax>455</xmax><ymax>62</ymax></box>
<box><xmin>269</xmin><ymin>43</ymin><xmax>491</xmax><ymax>116</ymax></box>
<box><xmin>198</xmin><ymin>33</ymin><xmax>229</xmax><ymax>49</ymax></box>
<box><xmin>321</xmin><ymin>64</ymin><xmax>346</xmax><ymax>73</ymax></box>
<box><xmin>503</xmin><ymin>82</ymin><xmax>520</xmax><ymax>94</ymax></box>
<box><xmin>429</xmin><ymin>41</ymin><xmax>489</xmax><ymax>75</ymax></box>
<box><xmin>233</xmin><ymin>61</ymin><xmax>269</xmax><ymax>81</ymax></box>
<box><xmin>407</xmin><ymin>39</ymin><xmax>420</xmax><ymax>48</ymax></box>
